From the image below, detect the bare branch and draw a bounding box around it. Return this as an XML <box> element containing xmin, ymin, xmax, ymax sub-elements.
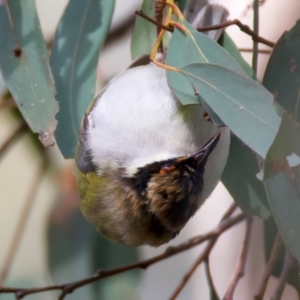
<box><xmin>0</xmin><ymin>213</ymin><xmax>245</xmax><ymax>299</ymax></box>
<box><xmin>239</xmin><ymin>48</ymin><xmax>272</xmax><ymax>54</ymax></box>
<box><xmin>135</xmin><ymin>10</ymin><xmax>275</xmax><ymax>48</ymax></box>
<box><xmin>169</xmin><ymin>203</ymin><xmax>237</xmax><ymax>300</ymax></box>
<box><xmin>223</xmin><ymin>217</ymin><xmax>253</xmax><ymax>300</ymax></box>
<box><xmin>271</xmin><ymin>252</ymin><xmax>297</xmax><ymax>300</ymax></box>
<box><xmin>254</xmin><ymin>232</ymin><xmax>283</xmax><ymax>300</ymax></box>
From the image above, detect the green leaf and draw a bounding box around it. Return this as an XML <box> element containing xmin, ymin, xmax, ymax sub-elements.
<box><xmin>167</xmin><ymin>21</ymin><xmax>245</xmax><ymax>74</ymax></box>
<box><xmin>170</xmin><ymin>63</ymin><xmax>280</xmax><ymax>159</ymax></box>
<box><xmin>47</xmin><ymin>204</ymin><xmax>139</xmax><ymax>300</ymax></box>
<box><xmin>221</xmin><ymin>134</ymin><xmax>270</xmax><ymax>218</ymax></box>
<box><xmin>165</xmin><ymin>20</ymin><xmax>250</xmax><ymax>126</ymax></box>
<box><xmin>50</xmin><ymin>0</ymin><xmax>115</xmax><ymax>158</ymax></box>
<box><xmin>0</xmin><ymin>0</ymin><xmax>58</xmax><ymax>146</ymax></box>
<box><xmin>131</xmin><ymin>0</ymin><xmax>157</xmax><ymax>60</ymax></box>
<box><xmin>263</xmin><ymin>20</ymin><xmax>300</xmax><ymax>123</ymax></box>
<box><xmin>166</xmin><ymin>20</ymin><xmax>246</xmax><ymax>107</ymax></box>
<box><xmin>265</xmin><ymin>172</ymin><xmax>300</xmax><ymax>262</ymax></box>
<box><xmin>263</xmin><ymin>112</ymin><xmax>300</xmax><ymax>180</ymax></box>
<box><xmin>218</xmin><ymin>32</ymin><xmax>256</xmax><ymax>79</ymax></box>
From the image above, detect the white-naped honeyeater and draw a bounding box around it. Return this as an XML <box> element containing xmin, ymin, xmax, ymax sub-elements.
<box><xmin>75</xmin><ymin>2</ymin><xmax>230</xmax><ymax>247</ymax></box>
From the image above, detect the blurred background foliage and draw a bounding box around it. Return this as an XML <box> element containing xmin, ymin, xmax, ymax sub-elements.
<box><xmin>1</xmin><ymin>0</ymin><xmax>300</xmax><ymax>299</ymax></box>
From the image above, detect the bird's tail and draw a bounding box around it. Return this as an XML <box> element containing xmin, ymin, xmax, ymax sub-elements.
<box><xmin>184</xmin><ymin>0</ymin><xmax>229</xmax><ymax>41</ymax></box>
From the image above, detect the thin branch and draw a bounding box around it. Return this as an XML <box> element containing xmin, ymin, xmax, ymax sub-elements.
<box><xmin>135</xmin><ymin>10</ymin><xmax>171</xmax><ymax>31</ymax></box>
<box><xmin>197</xmin><ymin>20</ymin><xmax>274</xmax><ymax>48</ymax></box>
<box><xmin>0</xmin><ymin>122</ymin><xmax>27</xmax><ymax>161</ymax></box>
<box><xmin>205</xmin><ymin>258</ymin><xmax>219</xmax><ymax>299</ymax></box>
<box><xmin>271</xmin><ymin>252</ymin><xmax>296</xmax><ymax>300</ymax></box>
<box><xmin>254</xmin><ymin>232</ymin><xmax>283</xmax><ymax>300</ymax></box>
<box><xmin>223</xmin><ymin>217</ymin><xmax>253</xmax><ymax>300</ymax></box>
<box><xmin>239</xmin><ymin>48</ymin><xmax>271</xmax><ymax>54</ymax></box>
<box><xmin>252</xmin><ymin>0</ymin><xmax>259</xmax><ymax>75</ymax></box>
<box><xmin>0</xmin><ymin>213</ymin><xmax>245</xmax><ymax>299</ymax></box>
<box><xmin>135</xmin><ymin>9</ymin><xmax>275</xmax><ymax>48</ymax></box>
<box><xmin>0</xmin><ymin>154</ymin><xmax>48</xmax><ymax>285</ymax></box>
<box><xmin>169</xmin><ymin>235</ymin><xmax>217</xmax><ymax>300</ymax></box>
<box><xmin>169</xmin><ymin>203</ymin><xmax>237</xmax><ymax>300</ymax></box>
<box><xmin>155</xmin><ymin>0</ymin><xmax>166</xmax><ymax>52</ymax></box>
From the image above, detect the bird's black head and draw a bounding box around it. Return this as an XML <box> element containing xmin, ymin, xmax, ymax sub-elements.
<box><xmin>129</xmin><ymin>133</ymin><xmax>220</xmax><ymax>232</ymax></box>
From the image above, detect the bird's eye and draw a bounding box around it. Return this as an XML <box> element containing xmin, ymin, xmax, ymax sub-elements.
<box><xmin>159</xmin><ymin>164</ymin><xmax>176</xmax><ymax>174</ymax></box>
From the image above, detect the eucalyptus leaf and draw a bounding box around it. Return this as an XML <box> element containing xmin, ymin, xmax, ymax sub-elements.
<box><xmin>131</xmin><ymin>0</ymin><xmax>157</xmax><ymax>60</ymax></box>
<box><xmin>0</xmin><ymin>0</ymin><xmax>58</xmax><ymax>146</ymax></box>
<box><xmin>50</xmin><ymin>0</ymin><xmax>115</xmax><ymax>158</ymax></box>
<box><xmin>263</xmin><ymin>20</ymin><xmax>300</xmax><ymax>123</ymax></box>
<box><xmin>264</xmin><ymin>172</ymin><xmax>300</xmax><ymax>262</ymax></box>
<box><xmin>166</xmin><ymin>20</ymin><xmax>245</xmax><ymax>73</ymax></box>
<box><xmin>172</xmin><ymin>63</ymin><xmax>280</xmax><ymax>159</ymax></box>
<box><xmin>166</xmin><ymin>19</ymin><xmax>248</xmax><ymax>126</ymax></box>
<box><xmin>221</xmin><ymin>134</ymin><xmax>270</xmax><ymax>219</ymax></box>
<box><xmin>218</xmin><ymin>32</ymin><xmax>256</xmax><ymax>79</ymax></box>
<box><xmin>263</xmin><ymin>112</ymin><xmax>300</xmax><ymax>180</ymax></box>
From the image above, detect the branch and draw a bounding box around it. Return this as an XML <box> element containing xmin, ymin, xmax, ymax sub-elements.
<box><xmin>135</xmin><ymin>10</ymin><xmax>275</xmax><ymax>48</ymax></box>
<box><xmin>252</xmin><ymin>0</ymin><xmax>259</xmax><ymax>75</ymax></box>
<box><xmin>223</xmin><ymin>217</ymin><xmax>253</xmax><ymax>300</ymax></box>
<box><xmin>205</xmin><ymin>258</ymin><xmax>219</xmax><ymax>299</ymax></box>
<box><xmin>270</xmin><ymin>252</ymin><xmax>297</xmax><ymax>300</ymax></box>
<box><xmin>169</xmin><ymin>203</ymin><xmax>237</xmax><ymax>299</ymax></box>
<box><xmin>0</xmin><ymin>212</ymin><xmax>245</xmax><ymax>299</ymax></box>
<box><xmin>254</xmin><ymin>232</ymin><xmax>283</xmax><ymax>300</ymax></box>
<box><xmin>0</xmin><ymin>154</ymin><xmax>48</xmax><ymax>285</ymax></box>
<box><xmin>239</xmin><ymin>48</ymin><xmax>272</xmax><ymax>54</ymax></box>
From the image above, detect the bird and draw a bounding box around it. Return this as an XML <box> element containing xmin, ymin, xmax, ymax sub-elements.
<box><xmin>75</xmin><ymin>3</ymin><xmax>230</xmax><ymax>247</ymax></box>
<box><xmin>75</xmin><ymin>57</ymin><xmax>230</xmax><ymax>246</ymax></box>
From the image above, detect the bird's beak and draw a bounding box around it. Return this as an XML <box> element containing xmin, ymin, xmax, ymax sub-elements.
<box><xmin>191</xmin><ymin>132</ymin><xmax>221</xmax><ymax>164</ymax></box>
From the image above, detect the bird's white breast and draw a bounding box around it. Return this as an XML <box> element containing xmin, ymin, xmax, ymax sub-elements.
<box><xmin>87</xmin><ymin>62</ymin><xmax>230</xmax><ymax>199</ymax></box>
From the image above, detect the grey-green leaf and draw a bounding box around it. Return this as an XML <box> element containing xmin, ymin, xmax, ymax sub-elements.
<box><xmin>166</xmin><ymin>20</ymin><xmax>247</xmax><ymax>124</ymax></box>
<box><xmin>0</xmin><ymin>0</ymin><xmax>58</xmax><ymax>146</ymax></box>
<box><xmin>50</xmin><ymin>0</ymin><xmax>115</xmax><ymax>158</ymax></box>
<box><xmin>131</xmin><ymin>0</ymin><xmax>157</xmax><ymax>60</ymax></box>
<box><xmin>263</xmin><ymin>20</ymin><xmax>300</xmax><ymax>123</ymax></box>
<box><xmin>221</xmin><ymin>134</ymin><xmax>270</xmax><ymax>219</ymax></box>
<box><xmin>177</xmin><ymin>63</ymin><xmax>281</xmax><ymax>159</ymax></box>
<box><xmin>265</xmin><ymin>172</ymin><xmax>300</xmax><ymax>262</ymax></box>
<box><xmin>218</xmin><ymin>32</ymin><xmax>256</xmax><ymax>79</ymax></box>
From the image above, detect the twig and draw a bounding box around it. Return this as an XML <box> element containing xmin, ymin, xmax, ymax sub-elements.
<box><xmin>0</xmin><ymin>213</ymin><xmax>245</xmax><ymax>299</ymax></box>
<box><xmin>155</xmin><ymin>0</ymin><xmax>166</xmax><ymax>52</ymax></box>
<box><xmin>135</xmin><ymin>10</ymin><xmax>171</xmax><ymax>31</ymax></box>
<box><xmin>239</xmin><ymin>48</ymin><xmax>271</xmax><ymax>54</ymax></box>
<box><xmin>254</xmin><ymin>232</ymin><xmax>283</xmax><ymax>300</ymax></box>
<box><xmin>197</xmin><ymin>20</ymin><xmax>274</xmax><ymax>48</ymax></box>
<box><xmin>270</xmin><ymin>252</ymin><xmax>296</xmax><ymax>300</ymax></box>
<box><xmin>169</xmin><ymin>235</ymin><xmax>217</xmax><ymax>300</ymax></box>
<box><xmin>135</xmin><ymin>10</ymin><xmax>275</xmax><ymax>48</ymax></box>
<box><xmin>205</xmin><ymin>258</ymin><xmax>219</xmax><ymax>299</ymax></box>
<box><xmin>252</xmin><ymin>0</ymin><xmax>259</xmax><ymax>75</ymax></box>
<box><xmin>0</xmin><ymin>122</ymin><xmax>27</xmax><ymax>161</ymax></box>
<box><xmin>169</xmin><ymin>203</ymin><xmax>237</xmax><ymax>300</ymax></box>
<box><xmin>223</xmin><ymin>217</ymin><xmax>253</xmax><ymax>300</ymax></box>
<box><xmin>0</xmin><ymin>154</ymin><xmax>48</xmax><ymax>285</ymax></box>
